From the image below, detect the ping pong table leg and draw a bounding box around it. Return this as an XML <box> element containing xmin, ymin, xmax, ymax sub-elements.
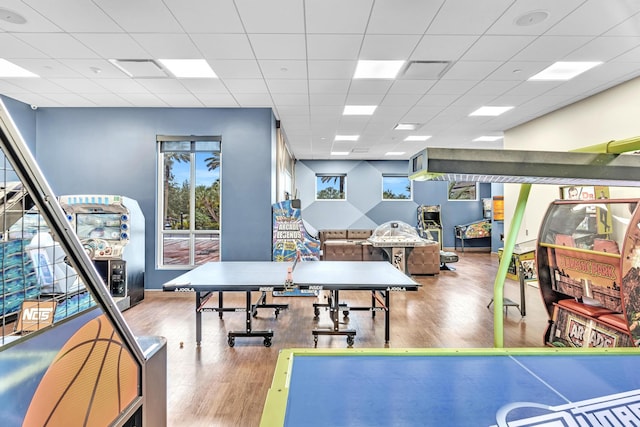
<box><xmin>384</xmin><ymin>291</ymin><xmax>390</xmax><ymax>344</ymax></box>
<box><xmin>196</xmin><ymin>291</ymin><xmax>202</xmax><ymax>346</ymax></box>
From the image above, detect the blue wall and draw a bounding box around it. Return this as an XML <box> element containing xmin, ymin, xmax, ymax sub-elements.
<box><xmin>296</xmin><ymin>159</ymin><xmax>493</xmax><ymax>249</ymax></box>
<box><xmin>9</xmin><ymin>105</ymin><xmax>275</xmax><ymax>289</ymax></box>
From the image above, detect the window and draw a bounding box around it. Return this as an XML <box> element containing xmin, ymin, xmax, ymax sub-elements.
<box><xmin>382</xmin><ymin>175</ymin><xmax>412</xmax><ymax>200</ymax></box>
<box><xmin>157</xmin><ymin>136</ymin><xmax>221</xmax><ymax>268</ymax></box>
<box><xmin>316</xmin><ymin>174</ymin><xmax>346</xmax><ymax>200</ymax></box>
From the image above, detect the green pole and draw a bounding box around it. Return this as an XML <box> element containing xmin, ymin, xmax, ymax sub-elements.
<box><xmin>571</xmin><ymin>135</ymin><xmax>640</xmax><ymax>154</ymax></box>
<box><xmin>494</xmin><ymin>183</ymin><xmax>531</xmax><ymax>348</ymax></box>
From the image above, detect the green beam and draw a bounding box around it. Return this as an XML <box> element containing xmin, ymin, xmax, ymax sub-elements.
<box><xmin>493</xmin><ymin>183</ymin><xmax>531</xmax><ymax>348</ymax></box>
<box><xmin>571</xmin><ymin>135</ymin><xmax>640</xmax><ymax>154</ymax></box>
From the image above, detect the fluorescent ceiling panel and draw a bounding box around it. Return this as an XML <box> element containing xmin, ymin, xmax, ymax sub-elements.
<box><xmin>528</xmin><ymin>61</ymin><xmax>602</xmax><ymax>81</ymax></box>
<box><xmin>404</xmin><ymin>135</ymin><xmax>431</xmax><ymax>141</ymax></box>
<box><xmin>354</xmin><ymin>60</ymin><xmax>405</xmax><ymax>79</ymax></box>
<box><xmin>469</xmin><ymin>106</ymin><xmax>513</xmax><ymax>116</ymax></box>
<box><xmin>0</xmin><ymin>59</ymin><xmax>38</xmax><ymax>77</ymax></box>
<box><xmin>474</xmin><ymin>136</ymin><xmax>503</xmax><ymax>141</ymax></box>
<box><xmin>335</xmin><ymin>135</ymin><xmax>359</xmax><ymax>141</ymax></box>
<box><xmin>385</xmin><ymin>151</ymin><xmax>405</xmax><ymax>156</ymax></box>
<box><xmin>394</xmin><ymin>123</ymin><xmax>420</xmax><ymax>130</ymax></box>
<box><xmin>159</xmin><ymin>59</ymin><xmax>217</xmax><ymax>78</ymax></box>
<box><xmin>331</xmin><ymin>151</ymin><xmax>349</xmax><ymax>156</ymax></box>
<box><xmin>343</xmin><ymin>105</ymin><xmax>377</xmax><ymax>115</ymax></box>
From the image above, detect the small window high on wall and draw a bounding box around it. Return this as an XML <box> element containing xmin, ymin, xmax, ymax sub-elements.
<box><xmin>157</xmin><ymin>136</ymin><xmax>221</xmax><ymax>268</ymax></box>
<box><xmin>316</xmin><ymin>174</ymin><xmax>346</xmax><ymax>200</ymax></box>
<box><xmin>382</xmin><ymin>175</ymin><xmax>412</xmax><ymax>200</ymax></box>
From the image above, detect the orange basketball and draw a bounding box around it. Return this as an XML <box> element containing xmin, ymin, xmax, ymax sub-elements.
<box><xmin>22</xmin><ymin>314</ymin><xmax>139</xmax><ymax>427</ymax></box>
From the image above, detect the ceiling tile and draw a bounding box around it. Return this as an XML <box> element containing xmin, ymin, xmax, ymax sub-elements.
<box><xmin>388</xmin><ymin>80</ymin><xmax>436</xmax><ymax>94</ymax></box>
<box><xmin>565</xmin><ymin>36</ymin><xmax>640</xmax><ymax>62</ymax></box>
<box><xmin>131</xmin><ymin>34</ymin><xmax>202</xmax><ymax>59</ymax></box>
<box><xmin>271</xmin><ymin>93</ymin><xmax>308</xmax><ymax>106</ymax></box>
<box><xmin>306</xmin><ymin>35</ymin><xmax>362</xmax><ymax>60</ymax></box>
<box><xmin>95</xmin><ymin>79</ymin><xmax>152</xmax><ymax>94</ymax></box>
<box><xmin>307</xmin><ymin>60</ymin><xmax>357</xmax><ymax>79</ymax></box>
<box><xmin>248</xmin><ymin>34</ymin><xmax>306</xmax><ymax>60</ymax></box>
<box><xmin>308</xmin><ymin>79</ymin><xmax>350</xmax><ymax>94</ymax></box>
<box><xmin>234</xmin><ymin>93</ymin><xmax>274</xmax><ymax>107</ymax></box>
<box><xmin>259</xmin><ymin>60</ymin><xmax>307</xmax><ymax>79</ymax></box>
<box><xmin>486</xmin><ymin>0</ymin><xmax>584</xmax><ymax>35</ymax></box>
<box><xmin>0</xmin><ymin>0</ymin><xmax>63</xmax><ymax>32</ymax></box>
<box><xmin>510</xmin><ymin>36</ymin><xmax>593</xmax><ymax>62</ymax></box>
<box><xmin>367</xmin><ymin>0</ymin><xmax>443</xmax><ymax>34</ymax></box>
<box><xmin>461</xmin><ymin>35</ymin><xmax>537</xmax><ymax>61</ymax></box>
<box><xmin>440</xmin><ymin>61</ymin><xmax>503</xmax><ymax>80</ymax></box>
<box><xmin>0</xmin><ymin>34</ymin><xmax>49</xmax><ymax>58</ymax></box>
<box><xmin>14</xmin><ymin>33</ymin><xmax>99</xmax><ymax>59</ymax></box>
<box><xmin>235</xmin><ymin>0</ymin><xmax>304</xmax><ymax>33</ymax></box>
<box><xmin>73</xmin><ymin>33</ymin><xmax>154</xmax><ymax>59</ymax></box>
<box><xmin>223</xmin><ymin>79</ymin><xmax>269</xmax><ymax>94</ymax></box>
<box><xmin>349</xmin><ymin>80</ymin><xmax>393</xmax><ymax>94</ymax></box>
<box><xmin>163</xmin><ymin>0</ymin><xmax>245</xmax><ymax>33</ymax></box>
<box><xmin>155</xmin><ymin>92</ymin><xmax>203</xmax><ymax>107</ymax></box>
<box><xmin>427</xmin><ymin>0</ymin><xmax>514</xmax><ymax>35</ymax></box>
<box><xmin>305</xmin><ymin>0</ymin><xmax>373</xmax><ymax>34</ymax></box>
<box><xmin>23</xmin><ymin>0</ymin><xmax>122</xmax><ymax>32</ymax></box>
<box><xmin>411</xmin><ymin>35</ymin><xmax>479</xmax><ymax>61</ymax></box>
<box><xmin>359</xmin><ymin>35</ymin><xmax>421</xmax><ymax>60</ymax></box>
<box><xmin>194</xmin><ymin>93</ymin><xmax>239</xmax><ymax>107</ymax></box>
<box><xmin>180</xmin><ymin>78</ymin><xmax>230</xmax><ymax>94</ymax></box>
<box><xmin>546</xmin><ymin>1</ymin><xmax>640</xmax><ymax>36</ymax></box>
<box><xmin>207</xmin><ymin>60</ymin><xmax>262</xmax><ymax>79</ymax></box>
<box><xmin>309</xmin><ymin>93</ymin><xmax>346</xmax><ymax>106</ymax></box>
<box><xmin>266</xmin><ymin>79</ymin><xmax>308</xmax><ymax>94</ymax></box>
<box><xmin>191</xmin><ymin>34</ymin><xmax>256</xmax><ymax>60</ymax></box>
<box><xmin>93</xmin><ymin>0</ymin><xmax>183</xmax><ymax>32</ymax></box>
<box><xmin>9</xmin><ymin>59</ymin><xmax>81</xmax><ymax>78</ymax></box>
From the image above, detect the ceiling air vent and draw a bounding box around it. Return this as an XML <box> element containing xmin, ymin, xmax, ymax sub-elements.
<box><xmin>400</xmin><ymin>61</ymin><xmax>452</xmax><ymax>80</ymax></box>
<box><xmin>109</xmin><ymin>59</ymin><xmax>169</xmax><ymax>78</ymax></box>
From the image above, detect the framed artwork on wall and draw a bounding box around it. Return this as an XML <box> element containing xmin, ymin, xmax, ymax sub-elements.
<box><xmin>448</xmin><ymin>181</ymin><xmax>477</xmax><ymax>201</ymax></box>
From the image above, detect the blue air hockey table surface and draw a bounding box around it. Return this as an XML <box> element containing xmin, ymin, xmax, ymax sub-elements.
<box><xmin>260</xmin><ymin>348</ymin><xmax>640</xmax><ymax>427</ymax></box>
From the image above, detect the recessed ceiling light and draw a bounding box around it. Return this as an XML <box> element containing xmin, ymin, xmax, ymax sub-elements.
<box><xmin>159</xmin><ymin>59</ymin><xmax>217</xmax><ymax>78</ymax></box>
<box><xmin>515</xmin><ymin>10</ymin><xmax>549</xmax><ymax>27</ymax></box>
<box><xmin>528</xmin><ymin>61</ymin><xmax>602</xmax><ymax>81</ymax></box>
<box><xmin>394</xmin><ymin>123</ymin><xmax>420</xmax><ymax>130</ymax></box>
<box><xmin>354</xmin><ymin>60</ymin><xmax>405</xmax><ymax>79</ymax></box>
<box><xmin>385</xmin><ymin>152</ymin><xmax>405</xmax><ymax>156</ymax></box>
<box><xmin>331</xmin><ymin>151</ymin><xmax>350</xmax><ymax>156</ymax></box>
<box><xmin>469</xmin><ymin>106</ymin><xmax>514</xmax><ymax>117</ymax></box>
<box><xmin>335</xmin><ymin>135</ymin><xmax>360</xmax><ymax>141</ymax></box>
<box><xmin>474</xmin><ymin>136</ymin><xmax>503</xmax><ymax>142</ymax></box>
<box><xmin>404</xmin><ymin>135</ymin><xmax>431</xmax><ymax>142</ymax></box>
<box><xmin>343</xmin><ymin>105</ymin><xmax>377</xmax><ymax>115</ymax></box>
<box><xmin>0</xmin><ymin>59</ymin><xmax>38</xmax><ymax>77</ymax></box>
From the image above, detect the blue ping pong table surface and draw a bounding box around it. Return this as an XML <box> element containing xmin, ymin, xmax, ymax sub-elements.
<box><xmin>260</xmin><ymin>348</ymin><xmax>640</xmax><ymax>427</ymax></box>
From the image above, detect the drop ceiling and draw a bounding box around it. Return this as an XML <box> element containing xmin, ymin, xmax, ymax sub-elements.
<box><xmin>1</xmin><ymin>0</ymin><xmax>640</xmax><ymax>160</ymax></box>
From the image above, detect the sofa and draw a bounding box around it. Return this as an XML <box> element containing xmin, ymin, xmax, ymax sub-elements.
<box><xmin>319</xmin><ymin>229</ymin><xmax>440</xmax><ymax>275</ymax></box>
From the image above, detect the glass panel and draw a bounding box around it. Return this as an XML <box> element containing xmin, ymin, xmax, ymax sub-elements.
<box><xmin>194</xmin><ymin>233</ymin><xmax>220</xmax><ymax>264</ymax></box>
<box><xmin>382</xmin><ymin>175</ymin><xmax>411</xmax><ymax>200</ymax></box>
<box><xmin>194</xmin><ymin>151</ymin><xmax>220</xmax><ymax>231</ymax></box>
<box><xmin>316</xmin><ymin>175</ymin><xmax>346</xmax><ymax>200</ymax></box>
<box><xmin>539</xmin><ymin>201</ymin><xmax>634</xmax><ymax>251</ymax></box>
<box><xmin>161</xmin><ymin>232</ymin><xmax>191</xmax><ymax>265</ymax></box>
<box><xmin>162</xmin><ymin>152</ymin><xmax>191</xmax><ymax>230</ymax></box>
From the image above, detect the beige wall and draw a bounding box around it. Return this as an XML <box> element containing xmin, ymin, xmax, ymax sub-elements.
<box><xmin>504</xmin><ymin>76</ymin><xmax>640</xmax><ymax>243</ymax></box>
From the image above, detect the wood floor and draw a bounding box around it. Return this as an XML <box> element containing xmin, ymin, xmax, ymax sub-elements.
<box><xmin>122</xmin><ymin>252</ymin><xmax>549</xmax><ymax>427</ymax></box>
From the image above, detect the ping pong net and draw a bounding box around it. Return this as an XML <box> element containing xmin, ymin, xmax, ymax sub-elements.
<box><xmin>284</xmin><ymin>252</ymin><xmax>300</xmax><ymax>291</ymax></box>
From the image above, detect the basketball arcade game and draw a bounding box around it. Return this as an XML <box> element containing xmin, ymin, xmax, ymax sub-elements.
<box><xmin>0</xmin><ymin>99</ymin><xmax>165</xmax><ymax>426</ymax></box>
<box><xmin>60</xmin><ymin>194</ymin><xmax>145</xmax><ymax>311</ymax></box>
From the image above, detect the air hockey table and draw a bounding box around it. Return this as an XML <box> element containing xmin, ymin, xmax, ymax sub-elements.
<box><xmin>260</xmin><ymin>347</ymin><xmax>640</xmax><ymax>427</ymax></box>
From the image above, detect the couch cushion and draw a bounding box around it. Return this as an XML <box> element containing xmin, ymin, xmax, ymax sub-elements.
<box><xmin>347</xmin><ymin>229</ymin><xmax>372</xmax><ymax>240</ymax></box>
<box><xmin>320</xmin><ymin>230</ymin><xmax>348</xmax><ymax>240</ymax></box>
<box><xmin>323</xmin><ymin>241</ymin><xmax>363</xmax><ymax>261</ymax></box>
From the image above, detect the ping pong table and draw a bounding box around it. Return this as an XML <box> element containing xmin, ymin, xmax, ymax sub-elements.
<box><xmin>261</xmin><ymin>347</ymin><xmax>640</xmax><ymax>427</ymax></box>
<box><xmin>162</xmin><ymin>260</ymin><xmax>419</xmax><ymax>347</ymax></box>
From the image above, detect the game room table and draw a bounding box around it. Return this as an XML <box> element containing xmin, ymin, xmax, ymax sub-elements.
<box><xmin>162</xmin><ymin>260</ymin><xmax>419</xmax><ymax>347</ymax></box>
<box><xmin>260</xmin><ymin>347</ymin><xmax>640</xmax><ymax>426</ymax></box>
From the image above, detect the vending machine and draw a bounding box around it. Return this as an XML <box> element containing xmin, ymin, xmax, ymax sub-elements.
<box><xmin>59</xmin><ymin>195</ymin><xmax>145</xmax><ymax>310</ymax></box>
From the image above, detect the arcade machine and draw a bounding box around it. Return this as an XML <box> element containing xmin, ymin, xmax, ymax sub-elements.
<box><xmin>272</xmin><ymin>199</ymin><xmax>320</xmax><ymax>297</ymax></box>
<box><xmin>0</xmin><ymin>99</ymin><xmax>165</xmax><ymax>427</ymax></box>
<box><xmin>272</xmin><ymin>199</ymin><xmax>320</xmax><ymax>262</ymax></box>
<box><xmin>417</xmin><ymin>204</ymin><xmax>442</xmax><ymax>249</ymax></box>
<box><xmin>537</xmin><ymin>198</ymin><xmax>640</xmax><ymax>348</ymax></box>
<box><xmin>59</xmin><ymin>195</ymin><xmax>145</xmax><ymax>311</ymax></box>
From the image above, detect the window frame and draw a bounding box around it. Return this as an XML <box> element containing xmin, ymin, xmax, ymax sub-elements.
<box><xmin>381</xmin><ymin>174</ymin><xmax>413</xmax><ymax>201</ymax></box>
<box><xmin>315</xmin><ymin>173</ymin><xmax>347</xmax><ymax>201</ymax></box>
<box><xmin>156</xmin><ymin>135</ymin><xmax>222</xmax><ymax>269</ymax></box>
